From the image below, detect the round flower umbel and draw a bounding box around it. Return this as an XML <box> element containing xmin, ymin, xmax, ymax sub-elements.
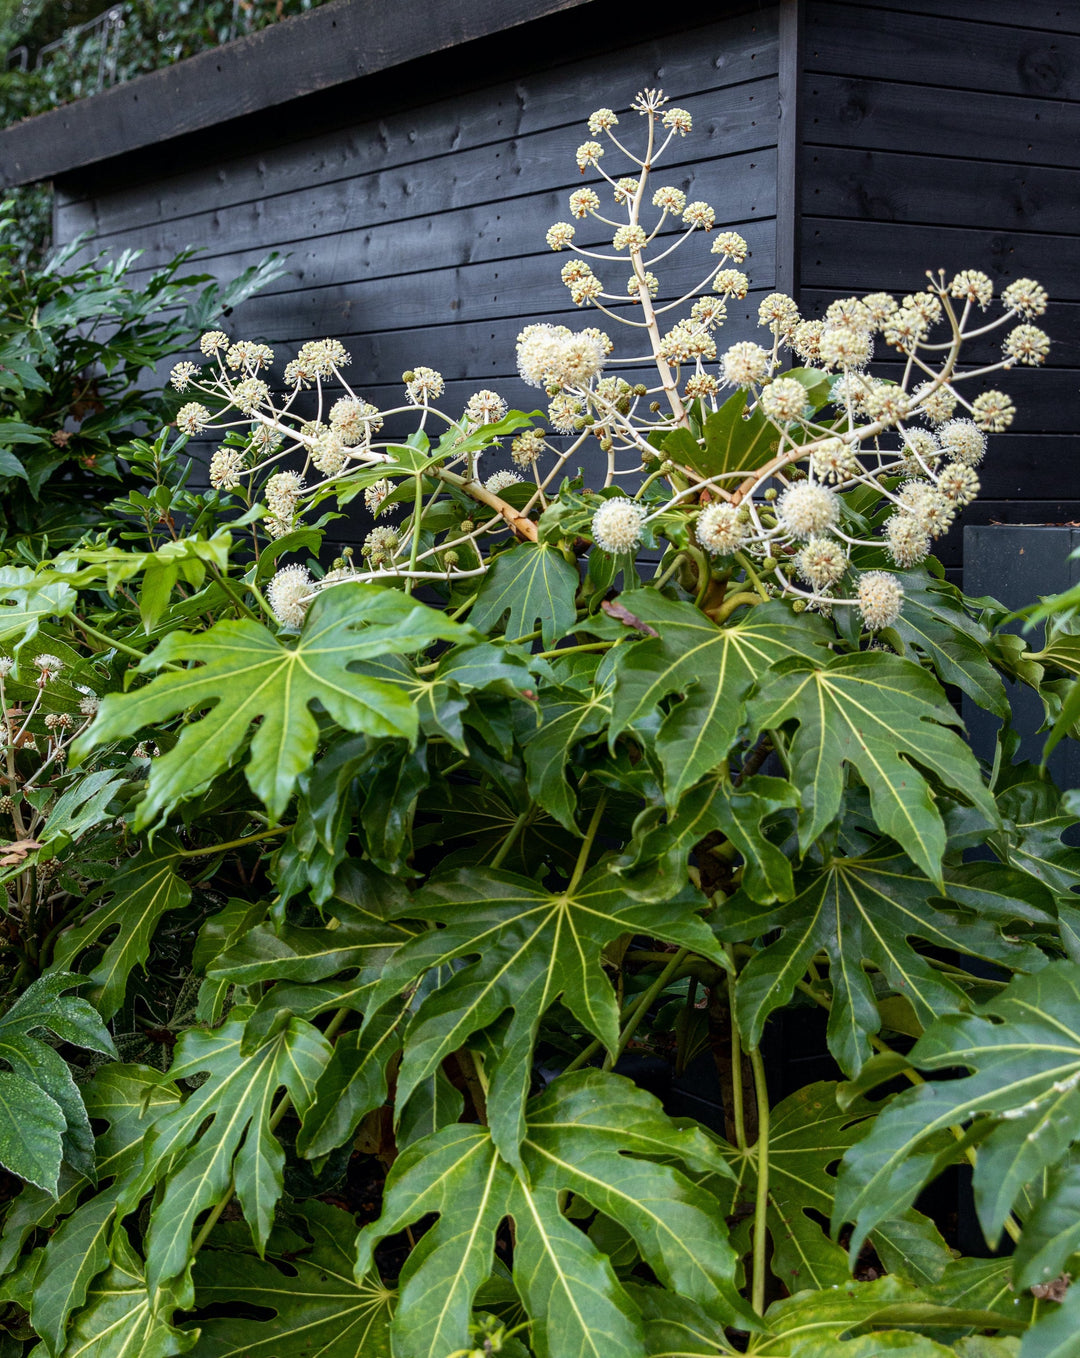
<box><xmin>776</xmin><ymin>483</ymin><xmax>840</xmax><ymax>539</ymax></box>
<box><xmin>592</xmin><ymin>498</ymin><xmax>647</xmax><ymax>554</ymax></box>
<box><xmin>857</xmin><ymin>571</ymin><xmax>904</xmax><ymax>631</ymax></box>
<box><xmin>267</xmin><ymin>564</ymin><xmax>312</xmax><ymax>629</ymax></box>
<box><xmin>696</xmin><ymin>502</ymin><xmax>745</xmax><ymax>556</ymax></box>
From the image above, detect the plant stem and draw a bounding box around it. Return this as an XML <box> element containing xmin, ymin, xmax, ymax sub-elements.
<box><xmin>210</xmin><ymin>567</ymin><xmax>262</xmax><ymax>622</ymax></box>
<box><xmin>733</xmin><ymin>552</ymin><xmax>770</xmax><ymax>602</ymax></box>
<box><xmin>603</xmin><ymin>949</ymin><xmax>689</xmax><ymax>1072</ymax></box>
<box><xmin>536</xmin><ymin>641</ymin><xmax>614</xmax><ymax>660</ymax></box>
<box><xmin>490</xmin><ymin>807</ymin><xmax>531</xmax><ymax>870</ymax></box>
<box><xmin>749</xmin><ymin>1044</ymin><xmax>771</xmax><ymax>1316</ymax></box>
<box><xmin>725</xmin><ymin>945</ymin><xmax>747</xmax><ymax>1153</ymax></box>
<box><xmin>177</xmin><ymin>827</ymin><xmax>289</xmax><ymax>858</ymax></box>
<box><xmin>567</xmin><ymin>794</ymin><xmax>607</xmax><ymax>894</ymax></box>
<box><xmin>71</xmin><ymin>617</ymin><xmax>182</xmax><ymax>670</ymax></box>
<box><xmin>711</xmin><ymin>591</ymin><xmax>761</xmax><ymax>624</ymax></box>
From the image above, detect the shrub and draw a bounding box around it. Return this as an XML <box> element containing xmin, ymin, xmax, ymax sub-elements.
<box><xmin>0</xmin><ymin>88</ymin><xmax>1071</xmax><ymax>1357</ymax></box>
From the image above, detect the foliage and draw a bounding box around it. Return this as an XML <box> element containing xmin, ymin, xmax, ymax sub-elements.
<box><xmin>0</xmin><ymin>86</ymin><xmax>1069</xmax><ymax>1358</ymax></box>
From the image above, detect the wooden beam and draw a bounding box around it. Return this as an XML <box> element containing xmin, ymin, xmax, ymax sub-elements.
<box><xmin>775</xmin><ymin>0</ymin><xmax>802</xmax><ymax>299</ymax></box>
<box><xmin>0</xmin><ymin>0</ymin><xmax>599</xmax><ymax>186</ymax></box>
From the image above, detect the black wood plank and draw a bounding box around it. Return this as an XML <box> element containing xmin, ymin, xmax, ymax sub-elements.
<box><xmin>801</xmin><ymin>217</ymin><xmax>1080</xmax><ymax>299</ymax></box>
<box><xmin>804</xmin><ymin>147</ymin><xmax>1079</xmax><ymax>238</ymax></box>
<box><xmin>2</xmin><ymin>0</ymin><xmax>633</xmax><ymax>186</ymax></box>
<box><xmin>58</xmin><ymin>84</ymin><xmax>778</xmax><ymax>249</ymax></box>
<box><xmin>54</xmin><ymin>8</ymin><xmax>779</xmax><ymax>222</ymax></box>
<box><xmin>806</xmin><ymin>1</ymin><xmax>1080</xmax><ymax>101</ymax></box>
<box><xmin>803</xmin><ymin>76</ymin><xmax>1078</xmax><ymax>171</ymax></box>
<box><xmin>826</xmin><ymin>0</ymin><xmax>1080</xmax><ymax>36</ymax></box>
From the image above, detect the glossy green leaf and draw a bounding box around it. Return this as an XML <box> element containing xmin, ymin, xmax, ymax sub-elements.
<box><xmin>523</xmin><ymin>675</ymin><xmax>613</xmax><ymax>832</ymax></box>
<box><xmin>469</xmin><ymin>541</ymin><xmax>579</xmax><ymax>647</ymax></box>
<box><xmin>835</xmin><ymin>963</ymin><xmax>1080</xmax><ymax>1260</ymax></box>
<box><xmin>73</xmin><ymin>582</ymin><xmax>471</xmax><ymax>825</ymax></box>
<box><xmin>355</xmin><ymin>1071</ymin><xmax>751</xmax><ymax>1358</ymax></box>
<box><xmin>608</xmin><ymin>592</ymin><xmax>830</xmax><ymax>804</ymax></box>
<box><xmin>192</xmin><ymin>1203</ymin><xmax>394</xmax><ymax>1358</ymax></box>
<box><xmin>30</xmin><ymin>1194</ymin><xmax>115</xmax><ymax>1356</ymax></box>
<box><xmin>135</xmin><ymin>1015</ymin><xmax>332</xmax><ymax>1290</ymax></box>
<box><xmin>52</xmin><ymin>842</ymin><xmax>190</xmax><ymax>1019</ymax></box>
<box><xmin>0</xmin><ymin>567</ymin><xmax>76</xmax><ymax>655</ymax></box>
<box><xmin>1019</xmin><ymin>1282</ymin><xmax>1080</xmax><ymax>1358</ymax></box>
<box><xmin>747</xmin><ymin>651</ymin><xmax>998</xmax><ymax>884</ymax></box>
<box><xmin>369</xmin><ymin>863</ymin><xmax>727</xmax><ymax>1163</ymax></box>
<box><xmin>720</xmin><ymin>847</ymin><xmax>1044</xmax><ymax>1074</ymax></box>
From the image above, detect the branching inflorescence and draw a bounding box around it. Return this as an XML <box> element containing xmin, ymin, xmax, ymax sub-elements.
<box><xmin>168</xmin><ymin>89</ymin><xmax>1048</xmax><ymax>635</ymax></box>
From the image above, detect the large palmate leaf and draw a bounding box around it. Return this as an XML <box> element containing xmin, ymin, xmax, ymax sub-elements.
<box><xmin>715</xmin><ymin>1082</ymin><xmax>952</xmax><ymax>1294</ymax></box>
<box><xmin>606</xmin><ymin>593</ymin><xmax>830</xmax><ymax>804</ymax></box>
<box><xmin>48</xmin><ymin>1231</ymin><xmax>196</xmax><ymax>1358</ymax></box>
<box><xmin>367</xmin><ymin>863</ymin><xmax>727</xmax><ymax>1163</ymax></box>
<box><xmin>835</xmin><ymin>963</ymin><xmax>1080</xmax><ymax>1261</ymax></box>
<box><xmin>52</xmin><ymin>840</ymin><xmax>190</xmax><ymax>1019</ymax></box>
<box><xmin>0</xmin><ymin>567</ymin><xmax>76</xmax><ymax>655</ymax></box>
<box><xmin>355</xmin><ymin>1071</ymin><xmax>751</xmax><ymax>1358</ymax></box>
<box><xmin>620</xmin><ymin>771</ymin><xmax>799</xmax><ymax>904</ymax></box>
<box><xmin>133</xmin><ymin>1014</ymin><xmax>331</xmax><ymax>1290</ymax></box>
<box><xmin>719</xmin><ymin>847</ymin><xmax>1047</xmax><ymax>1074</ymax></box>
<box><xmin>72</xmin><ymin>582</ymin><xmax>471</xmax><ymax>826</ymax></box>
<box><xmin>887</xmin><ymin>570</ymin><xmax>1010</xmax><ymax>719</ymax></box>
<box><xmin>664</xmin><ymin>387</ymin><xmax>783</xmax><ymax>480</ymax></box>
<box><xmin>746</xmin><ymin>651</ymin><xmax>997</xmax><ymax>884</ymax></box>
<box><xmin>523</xmin><ymin>672</ymin><xmax>615</xmax><ymax>832</ymax></box>
<box><xmin>0</xmin><ymin>973</ymin><xmax>115</xmax><ymax>1192</ymax></box>
<box><xmin>193</xmin><ymin>1203</ymin><xmax>394</xmax><ymax>1357</ymax></box>
<box><xmin>470</xmin><ymin>541</ymin><xmax>579</xmax><ymax>646</ymax></box>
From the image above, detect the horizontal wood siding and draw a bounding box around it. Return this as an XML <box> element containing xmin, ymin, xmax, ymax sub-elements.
<box><xmin>54</xmin><ymin>7</ymin><xmax>781</xmax><ymax>535</ymax></box>
<box><xmin>800</xmin><ymin>0</ymin><xmax>1080</xmax><ymax>572</ymax></box>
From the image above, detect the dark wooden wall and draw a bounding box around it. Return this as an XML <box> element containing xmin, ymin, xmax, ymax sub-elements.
<box><xmin>52</xmin><ymin>5</ymin><xmax>781</xmax><ymax>513</ymax></box>
<box><xmin>798</xmin><ymin>0</ymin><xmax>1080</xmax><ymax>573</ymax></box>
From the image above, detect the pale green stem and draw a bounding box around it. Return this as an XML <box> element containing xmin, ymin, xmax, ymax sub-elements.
<box><xmin>490</xmin><ymin>807</ymin><xmax>532</xmax><ymax>870</ymax></box>
<box><xmin>602</xmin><ymin>948</ymin><xmax>688</xmax><ymax>1072</ymax></box>
<box><xmin>567</xmin><ymin>794</ymin><xmax>607</xmax><ymax>894</ymax></box>
<box><xmin>750</xmin><ymin>1044</ymin><xmax>771</xmax><ymax>1315</ymax></box>
<box><xmin>725</xmin><ymin>944</ymin><xmax>747</xmax><ymax>1153</ymax></box>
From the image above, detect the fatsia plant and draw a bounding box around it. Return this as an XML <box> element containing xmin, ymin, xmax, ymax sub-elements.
<box><xmin>0</xmin><ymin>87</ymin><xmax>1070</xmax><ymax>1358</ymax></box>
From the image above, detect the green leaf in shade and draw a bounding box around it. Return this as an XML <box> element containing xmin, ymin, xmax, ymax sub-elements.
<box><xmin>1011</xmin><ymin>1161</ymin><xmax>1080</xmax><ymax>1292</ymax></box>
<box><xmin>677</xmin><ymin>388</ymin><xmax>781</xmax><ymax>480</ymax></box>
<box><xmin>523</xmin><ymin>675</ymin><xmax>614</xmax><ymax>832</ymax></box>
<box><xmin>134</xmin><ymin>1015</ymin><xmax>332</xmax><ymax>1290</ymax></box>
<box><xmin>834</xmin><ymin>963</ymin><xmax>1080</xmax><ymax>1261</ymax></box>
<box><xmin>990</xmin><ymin>778</ymin><xmax>1080</xmax><ymax>897</ymax></box>
<box><xmin>607</xmin><ymin>592</ymin><xmax>830</xmax><ymax>805</ymax></box>
<box><xmin>52</xmin><ymin>842</ymin><xmax>190</xmax><ymax>1019</ymax></box>
<box><xmin>296</xmin><ymin>1004</ymin><xmax>405</xmax><ymax>1160</ymax></box>
<box><xmin>715</xmin><ymin>1082</ymin><xmax>952</xmax><ymax>1295</ymax></box>
<box><xmin>719</xmin><ymin>847</ymin><xmax>1045</xmax><ymax>1074</ymax></box>
<box><xmin>51</xmin><ymin>1230</ymin><xmax>196</xmax><ymax>1358</ymax></box>
<box><xmin>1019</xmin><ymin>1280</ymin><xmax>1080</xmax><ymax>1358</ymax></box>
<box><xmin>469</xmin><ymin>541</ymin><xmax>579</xmax><ymax>646</ymax></box>
<box><xmin>355</xmin><ymin>1071</ymin><xmax>752</xmax><ymax>1358</ymax></box>
<box><xmin>0</xmin><ymin>972</ymin><xmax>116</xmax><ymax>1185</ymax></box>
<box><xmin>29</xmin><ymin>1194</ymin><xmax>115</xmax><ymax>1355</ymax></box>
<box><xmin>620</xmin><ymin>772</ymin><xmax>799</xmax><ymax>904</ymax></box>
<box><xmin>72</xmin><ymin>582</ymin><xmax>471</xmax><ymax>826</ymax></box>
<box><xmin>746</xmin><ymin>651</ymin><xmax>998</xmax><ymax>884</ymax></box>
<box><xmin>887</xmin><ymin>569</ymin><xmax>1010</xmax><ymax>719</ymax></box>
<box><xmin>396</xmin><ymin>1068</ymin><xmax>465</xmax><ymax>1152</ymax></box>
<box><xmin>192</xmin><ymin>1203</ymin><xmax>394</xmax><ymax>1358</ymax></box>
<box><xmin>0</xmin><ymin>567</ymin><xmax>76</xmax><ymax>655</ymax></box>
<box><xmin>367</xmin><ymin>864</ymin><xmax>727</xmax><ymax>1165</ymax></box>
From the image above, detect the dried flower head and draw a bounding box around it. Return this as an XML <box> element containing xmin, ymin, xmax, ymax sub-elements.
<box><xmin>777</xmin><ymin>483</ymin><xmax>840</xmax><ymax>539</ymax></box>
<box><xmin>695</xmin><ymin>501</ymin><xmax>745</xmax><ymax>556</ymax></box>
<box><xmin>267</xmin><ymin>564</ymin><xmax>312</xmax><ymax>629</ymax></box>
<box><xmin>857</xmin><ymin>571</ymin><xmax>904</xmax><ymax>630</ymax></box>
<box><xmin>592</xmin><ymin>497</ymin><xmax>647</xmax><ymax>553</ymax></box>
<box><xmin>797</xmin><ymin>535</ymin><xmax>849</xmax><ymax>589</ymax></box>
